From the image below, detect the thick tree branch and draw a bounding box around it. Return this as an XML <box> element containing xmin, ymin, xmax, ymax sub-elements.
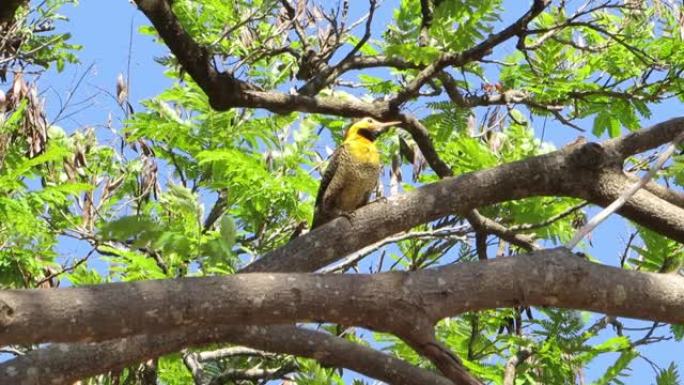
<box><xmin>0</xmin><ymin>325</ymin><xmax>454</xmax><ymax>385</ymax></box>
<box><xmin>604</xmin><ymin>117</ymin><xmax>684</xmax><ymax>160</ymax></box>
<box><xmin>587</xmin><ymin>172</ymin><xmax>684</xmax><ymax>243</ymax></box>
<box><xmin>403</xmin><ymin>325</ymin><xmax>482</xmax><ymax>385</ymax></box>
<box><xmin>246</xmin><ymin>118</ymin><xmax>684</xmax><ymax>273</ymax></box>
<box><xmin>135</xmin><ymin>0</ymin><xmax>257</xmax><ymax>100</ymax></box>
<box><xmin>567</xmin><ymin>131</ymin><xmax>684</xmax><ymax>248</ymax></box>
<box><xmin>4</xmin><ymin>118</ymin><xmax>684</xmax><ymax>384</ymax></box>
<box><xmin>394</xmin><ymin>112</ymin><xmax>454</xmax><ymax>178</ymax></box>
<box><xmin>629</xmin><ymin>177</ymin><xmax>684</xmax><ymax>209</ymax></box>
<box><xmin>2</xmin><ymin>248</ymin><xmax>684</xmax><ymax>347</ymax></box>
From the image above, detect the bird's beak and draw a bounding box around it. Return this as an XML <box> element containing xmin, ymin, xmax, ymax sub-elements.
<box><xmin>373</xmin><ymin>120</ymin><xmax>402</xmax><ymax>132</ymax></box>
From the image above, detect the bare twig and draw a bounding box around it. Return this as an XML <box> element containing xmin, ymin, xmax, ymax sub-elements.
<box><xmin>509</xmin><ymin>202</ymin><xmax>588</xmax><ymax>231</ymax></box>
<box><xmin>318</xmin><ymin>225</ymin><xmax>469</xmax><ymax>273</ymax></box>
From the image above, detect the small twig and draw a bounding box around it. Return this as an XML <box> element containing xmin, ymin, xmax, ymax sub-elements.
<box><xmin>318</xmin><ymin>226</ymin><xmax>468</xmax><ymax>273</ymax></box>
<box><xmin>509</xmin><ymin>202</ymin><xmax>588</xmax><ymax>231</ymax></box>
<box><xmin>338</xmin><ymin>0</ymin><xmax>376</xmax><ymax>64</ymax></box>
<box><xmin>466</xmin><ymin>210</ymin><xmax>538</xmax><ymax>252</ymax></box>
<box><xmin>279</xmin><ymin>0</ymin><xmax>309</xmax><ymax>50</ymax></box>
<box><xmin>566</xmin><ymin>132</ymin><xmax>684</xmax><ymax>249</ymax></box>
<box><xmin>209</xmin><ymin>8</ymin><xmax>265</xmax><ymax>47</ymax></box>
<box><xmin>548</xmin><ymin>108</ymin><xmax>585</xmax><ymax>132</ymax></box>
<box><xmin>34</xmin><ymin>249</ymin><xmax>95</xmax><ymax>287</ymax></box>
<box><xmin>619</xmin><ymin>231</ymin><xmax>637</xmax><ymax>268</ymax></box>
<box><xmin>50</xmin><ymin>62</ymin><xmax>96</xmax><ymax>125</ymax></box>
<box><xmin>203</xmin><ymin>189</ymin><xmax>229</xmax><ymax>233</ymax></box>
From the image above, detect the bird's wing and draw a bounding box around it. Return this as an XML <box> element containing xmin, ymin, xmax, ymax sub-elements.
<box><xmin>312</xmin><ymin>146</ymin><xmax>344</xmax><ymax>227</ymax></box>
<box><xmin>314</xmin><ymin>146</ymin><xmax>342</xmax><ymax>210</ymax></box>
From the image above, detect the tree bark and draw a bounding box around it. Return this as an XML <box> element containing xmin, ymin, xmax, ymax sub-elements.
<box><xmin>2</xmin><ymin>248</ymin><xmax>683</xmax><ymax>346</ymax></box>
<box><xmin>0</xmin><ymin>0</ymin><xmax>26</xmax><ymax>27</ymax></box>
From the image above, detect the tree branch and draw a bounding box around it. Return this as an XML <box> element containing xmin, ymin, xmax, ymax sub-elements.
<box><xmin>567</xmin><ymin>131</ymin><xmax>684</xmax><ymax>248</ymax></box>
<box><xmin>2</xmin><ymin>248</ymin><xmax>684</xmax><ymax>347</ymax></box>
<box><xmin>418</xmin><ymin>0</ymin><xmax>434</xmax><ymax>45</ymax></box>
<box><xmin>245</xmin><ymin>118</ymin><xmax>684</xmax><ymax>273</ymax></box>
<box><xmin>135</xmin><ymin>0</ymin><xmax>256</xmax><ymax>100</ymax></box>
<box><xmin>208</xmin><ymin>361</ymin><xmax>297</xmax><ymax>384</ymax></box>
<box><xmin>503</xmin><ymin>348</ymin><xmax>532</xmax><ymax>385</ymax></box>
<box><xmin>388</xmin><ymin>0</ymin><xmax>550</xmax><ymax>108</ymax></box>
<box><xmin>465</xmin><ymin>210</ymin><xmax>538</xmax><ymax>251</ymax></box>
<box><xmin>298</xmin><ymin>0</ymin><xmax>377</xmax><ymax>95</ymax></box>
<box><xmin>0</xmin><ymin>325</ymin><xmax>454</xmax><ymax>385</ymax></box>
<box><xmin>604</xmin><ymin>117</ymin><xmax>684</xmax><ymax>160</ymax></box>
<box><xmin>5</xmin><ymin>117</ymin><xmax>684</xmax><ymax>384</ymax></box>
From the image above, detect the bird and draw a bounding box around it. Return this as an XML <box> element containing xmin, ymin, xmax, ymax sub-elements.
<box><xmin>311</xmin><ymin>117</ymin><xmax>401</xmax><ymax>229</ymax></box>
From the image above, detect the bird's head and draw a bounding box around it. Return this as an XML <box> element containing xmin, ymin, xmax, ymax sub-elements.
<box><xmin>344</xmin><ymin>117</ymin><xmax>401</xmax><ymax>142</ymax></box>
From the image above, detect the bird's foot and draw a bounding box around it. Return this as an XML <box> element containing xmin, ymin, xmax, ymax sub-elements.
<box><xmin>373</xmin><ymin>195</ymin><xmax>389</xmax><ymax>204</ymax></box>
<box><xmin>340</xmin><ymin>210</ymin><xmax>356</xmax><ymax>224</ymax></box>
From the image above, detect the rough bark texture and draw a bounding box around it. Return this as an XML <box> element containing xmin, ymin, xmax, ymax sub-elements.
<box><xmin>2</xmin><ymin>248</ymin><xmax>683</xmax><ymax>346</ymax></box>
<box><xmin>2</xmin><ymin>116</ymin><xmax>684</xmax><ymax>385</ymax></box>
<box><xmin>245</xmin><ymin>121</ymin><xmax>684</xmax><ymax>273</ymax></box>
<box><xmin>0</xmin><ymin>325</ymin><xmax>453</xmax><ymax>385</ymax></box>
<box><xmin>3</xmin><ymin>0</ymin><xmax>684</xmax><ymax>383</ymax></box>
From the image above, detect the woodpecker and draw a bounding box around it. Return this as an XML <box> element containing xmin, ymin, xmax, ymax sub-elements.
<box><xmin>311</xmin><ymin>117</ymin><xmax>401</xmax><ymax>229</ymax></box>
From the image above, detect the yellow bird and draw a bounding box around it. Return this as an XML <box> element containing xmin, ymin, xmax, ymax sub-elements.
<box><xmin>311</xmin><ymin>117</ymin><xmax>401</xmax><ymax>229</ymax></box>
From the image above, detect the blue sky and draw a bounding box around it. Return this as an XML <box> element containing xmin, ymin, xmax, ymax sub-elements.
<box><xmin>30</xmin><ymin>0</ymin><xmax>684</xmax><ymax>383</ymax></box>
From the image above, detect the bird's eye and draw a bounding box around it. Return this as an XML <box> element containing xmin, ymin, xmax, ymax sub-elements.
<box><xmin>366</xmin><ymin>118</ymin><xmax>373</xmax><ymax>123</ymax></box>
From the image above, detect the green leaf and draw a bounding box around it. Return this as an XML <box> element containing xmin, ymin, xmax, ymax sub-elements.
<box><xmin>592</xmin><ymin>336</ymin><xmax>631</xmax><ymax>353</ymax></box>
<box><xmin>346</xmin><ymin>35</ymin><xmax>378</xmax><ymax>56</ymax></box>
<box><xmin>591</xmin><ymin>350</ymin><xmax>637</xmax><ymax>385</ymax></box>
<box><xmin>671</xmin><ymin>324</ymin><xmax>684</xmax><ymax>341</ymax></box>
<box><xmin>607</xmin><ymin>116</ymin><xmax>621</xmax><ymax>138</ymax></box>
<box><xmin>66</xmin><ymin>265</ymin><xmax>104</xmax><ymax>286</ymax></box>
<box><xmin>157</xmin><ymin>354</ymin><xmax>195</xmax><ymax>385</ymax></box>
<box><xmin>219</xmin><ymin>215</ymin><xmax>236</xmax><ymax>249</ymax></box>
<box><xmin>656</xmin><ymin>362</ymin><xmax>681</xmax><ymax>385</ymax></box>
<box><xmin>0</xmin><ymin>144</ymin><xmax>71</xmax><ymax>185</ymax></box>
<box><xmin>99</xmin><ymin>215</ymin><xmax>160</xmax><ymax>243</ymax></box>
